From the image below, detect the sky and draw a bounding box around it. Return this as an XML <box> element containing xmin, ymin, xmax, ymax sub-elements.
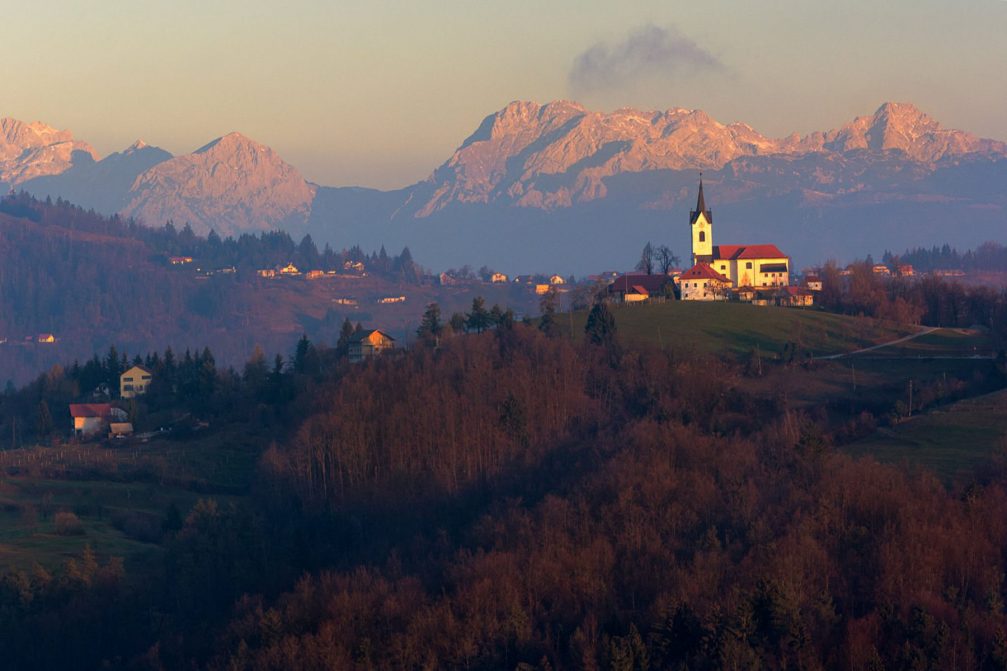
<box><xmin>3</xmin><ymin>0</ymin><xmax>1006</xmax><ymax>189</ymax></box>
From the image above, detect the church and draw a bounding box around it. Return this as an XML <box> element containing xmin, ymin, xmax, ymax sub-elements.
<box><xmin>680</xmin><ymin>178</ymin><xmax>790</xmax><ymax>300</ymax></box>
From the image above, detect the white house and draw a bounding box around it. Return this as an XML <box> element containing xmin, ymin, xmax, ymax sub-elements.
<box><xmin>679</xmin><ymin>263</ymin><xmax>731</xmax><ymax>301</ymax></box>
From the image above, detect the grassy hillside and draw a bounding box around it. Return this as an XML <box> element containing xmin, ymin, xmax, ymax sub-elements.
<box><xmin>566</xmin><ymin>301</ymin><xmax>918</xmax><ymax>357</ymax></box>
<box><xmin>0</xmin><ymin>428</ymin><xmax>257</xmax><ymax>571</ymax></box>
<box><xmin>845</xmin><ymin>388</ymin><xmax>1007</xmax><ymax>480</ymax></box>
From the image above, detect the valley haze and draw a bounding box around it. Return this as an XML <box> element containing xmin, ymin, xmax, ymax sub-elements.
<box><xmin>3</xmin><ymin>101</ymin><xmax>1005</xmax><ymax>275</ymax></box>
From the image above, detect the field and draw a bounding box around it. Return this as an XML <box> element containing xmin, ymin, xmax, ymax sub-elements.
<box><xmin>845</xmin><ymin>388</ymin><xmax>1007</xmax><ymax>480</ymax></box>
<box><xmin>567</xmin><ymin>301</ymin><xmax>919</xmax><ymax>356</ymax></box>
<box><xmin>0</xmin><ymin>427</ymin><xmax>259</xmax><ymax>571</ymax></box>
<box><xmin>578</xmin><ymin>302</ymin><xmax>1004</xmax><ymax>480</ymax></box>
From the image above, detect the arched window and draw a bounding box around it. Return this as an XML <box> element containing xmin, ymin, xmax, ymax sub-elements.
<box><xmin>699</xmin><ymin>231</ymin><xmax>706</xmax><ymax>243</ymax></box>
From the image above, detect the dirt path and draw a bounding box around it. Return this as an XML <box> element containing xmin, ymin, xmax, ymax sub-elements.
<box><xmin>815</xmin><ymin>326</ymin><xmax>941</xmax><ymax>360</ymax></box>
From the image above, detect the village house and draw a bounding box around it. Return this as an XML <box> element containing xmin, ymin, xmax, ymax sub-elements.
<box><xmin>36</xmin><ymin>333</ymin><xmax>56</xmax><ymax>343</ymax></box>
<box><xmin>169</xmin><ymin>256</ymin><xmax>193</xmax><ymax>265</ymax></box>
<box><xmin>305</xmin><ymin>270</ymin><xmax>325</xmax><ymax>280</ymax></box>
<box><xmin>549</xmin><ymin>274</ymin><xmax>566</xmax><ymax>285</ymax></box>
<box><xmin>776</xmin><ymin>286</ymin><xmax>815</xmax><ymax>307</ymax></box>
<box><xmin>377</xmin><ymin>295</ymin><xmax>406</xmax><ymax>304</ymax></box>
<box><xmin>348</xmin><ymin>329</ymin><xmax>396</xmax><ymax>363</ymax></box>
<box><xmin>872</xmin><ymin>264</ymin><xmax>891</xmax><ymax>276</ymax></box>
<box><xmin>257</xmin><ymin>269</ymin><xmax>276</xmax><ymax>278</ymax></box>
<box><xmin>679</xmin><ymin>263</ymin><xmax>731</xmax><ymax>301</ymax></box>
<box><xmin>897</xmin><ymin>264</ymin><xmax>915</xmax><ymax>277</ymax></box>
<box><xmin>279</xmin><ymin>263</ymin><xmax>300</xmax><ymax>276</ymax></box>
<box><xmin>681</xmin><ymin>178</ymin><xmax>791</xmax><ymax>300</ymax></box>
<box><xmin>344</xmin><ymin>260</ymin><xmax>365</xmax><ymax>273</ymax></box>
<box><xmin>804</xmin><ymin>274</ymin><xmax>823</xmax><ymax>291</ymax></box>
<box><xmin>120</xmin><ymin>365</ymin><xmax>153</xmax><ymax>399</ymax></box>
<box><xmin>490</xmin><ymin>272</ymin><xmax>509</xmax><ymax>283</ymax></box>
<box><xmin>70</xmin><ymin>403</ymin><xmax>128</xmax><ymax>440</ymax></box>
<box><xmin>607</xmin><ymin>273</ymin><xmax>674</xmax><ymax>303</ymax></box>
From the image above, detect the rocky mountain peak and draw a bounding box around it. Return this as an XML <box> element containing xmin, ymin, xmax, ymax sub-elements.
<box><xmin>821</xmin><ymin>101</ymin><xmax>1002</xmax><ymax>161</ymax></box>
<box><xmin>120</xmin><ymin>131</ymin><xmax>315</xmax><ymax>236</ymax></box>
<box><xmin>0</xmin><ymin>117</ymin><xmax>98</xmax><ymax>185</ymax></box>
<box><xmin>410</xmin><ymin>99</ymin><xmax>1007</xmax><ymax>217</ymax></box>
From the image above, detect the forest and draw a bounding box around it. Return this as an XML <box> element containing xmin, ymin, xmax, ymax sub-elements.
<box><xmin>0</xmin><ymin>193</ymin><xmax>426</xmax><ymax>385</ymax></box>
<box><xmin>1</xmin><ymin>275</ymin><xmax>1006</xmax><ymax>668</ymax></box>
<box><xmin>891</xmin><ymin>242</ymin><xmax>1007</xmax><ymax>274</ymax></box>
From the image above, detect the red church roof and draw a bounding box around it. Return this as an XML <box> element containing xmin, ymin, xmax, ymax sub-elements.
<box><xmin>680</xmin><ymin>263</ymin><xmax>730</xmax><ymax>282</ymax></box>
<box><xmin>713</xmin><ymin>244</ymin><xmax>788</xmax><ymax>260</ymax></box>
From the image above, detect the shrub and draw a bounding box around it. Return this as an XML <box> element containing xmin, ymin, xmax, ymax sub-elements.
<box><xmin>54</xmin><ymin>511</ymin><xmax>85</xmax><ymax>536</ymax></box>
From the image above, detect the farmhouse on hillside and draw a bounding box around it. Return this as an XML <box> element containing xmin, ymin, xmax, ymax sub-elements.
<box><xmin>348</xmin><ymin>329</ymin><xmax>396</xmax><ymax>363</ymax></box>
<box><xmin>70</xmin><ymin>403</ymin><xmax>128</xmax><ymax>439</ymax></box>
<box><xmin>682</xmin><ymin>178</ymin><xmax>792</xmax><ymax>300</ymax></box>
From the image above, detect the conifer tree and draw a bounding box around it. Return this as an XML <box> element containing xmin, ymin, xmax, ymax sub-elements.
<box><xmin>585</xmin><ymin>301</ymin><xmax>617</xmax><ymax>348</ymax></box>
<box><xmin>467</xmin><ymin>297</ymin><xmax>492</xmax><ymax>333</ymax></box>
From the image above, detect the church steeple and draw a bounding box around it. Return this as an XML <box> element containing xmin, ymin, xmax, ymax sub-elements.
<box><xmin>689</xmin><ymin>175</ymin><xmax>714</xmax><ymax>265</ymax></box>
<box><xmin>689</xmin><ymin>173</ymin><xmax>712</xmax><ymax>225</ymax></box>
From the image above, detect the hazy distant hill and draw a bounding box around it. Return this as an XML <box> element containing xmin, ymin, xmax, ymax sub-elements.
<box><xmin>7</xmin><ymin>102</ymin><xmax>1007</xmax><ymax>273</ymax></box>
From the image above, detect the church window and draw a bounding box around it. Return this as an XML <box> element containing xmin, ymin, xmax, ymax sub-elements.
<box><xmin>746</xmin><ymin>262</ymin><xmax>752</xmax><ymax>269</ymax></box>
<box><xmin>699</xmin><ymin>231</ymin><xmax>705</xmax><ymax>243</ymax></box>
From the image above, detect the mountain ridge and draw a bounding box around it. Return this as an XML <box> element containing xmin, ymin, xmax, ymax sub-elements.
<box><xmin>5</xmin><ymin>101</ymin><xmax>1006</xmax><ymax>272</ymax></box>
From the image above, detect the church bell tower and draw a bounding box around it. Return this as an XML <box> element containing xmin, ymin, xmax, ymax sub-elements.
<box><xmin>689</xmin><ymin>176</ymin><xmax>713</xmax><ymax>265</ymax></box>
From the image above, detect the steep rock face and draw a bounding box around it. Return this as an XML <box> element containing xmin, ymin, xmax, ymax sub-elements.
<box><xmin>0</xmin><ymin>118</ymin><xmax>98</xmax><ymax>186</ymax></box>
<box><xmin>121</xmin><ymin>132</ymin><xmax>316</xmax><ymax>235</ymax></box>
<box><xmin>412</xmin><ymin>101</ymin><xmax>1007</xmax><ymax>216</ymax></box>
<box><xmin>22</xmin><ymin>140</ymin><xmax>173</xmax><ymax>214</ymax></box>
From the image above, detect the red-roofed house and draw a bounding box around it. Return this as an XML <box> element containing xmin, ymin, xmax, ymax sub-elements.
<box><xmin>69</xmin><ymin>404</ymin><xmax>128</xmax><ymax>439</ymax></box>
<box><xmin>607</xmin><ymin>273</ymin><xmax>674</xmax><ymax>302</ymax></box>
<box><xmin>679</xmin><ymin>263</ymin><xmax>731</xmax><ymax>301</ymax></box>
<box><xmin>688</xmin><ymin>178</ymin><xmax>790</xmax><ymax>288</ymax></box>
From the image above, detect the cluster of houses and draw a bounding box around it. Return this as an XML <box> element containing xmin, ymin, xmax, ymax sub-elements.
<box><xmin>0</xmin><ymin>333</ymin><xmax>58</xmax><ymax>346</ymax></box>
<box><xmin>438</xmin><ymin>270</ymin><xmax>568</xmax><ymax>296</ymax></box>
<box><xmin>256</xmin><ymin>260</ymin><xmax>366</xmax><ymax>279</ymax></box>
<box><xmin>68</xmin><ymin>365</ymin><xmax>152</xmax><ymax>440</ymax></box>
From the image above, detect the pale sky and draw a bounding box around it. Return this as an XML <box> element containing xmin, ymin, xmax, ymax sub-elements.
<box><xmin>4</xmin><ymin>0</ymin><xmax>1006</xmax><ymax>189</ymax></box>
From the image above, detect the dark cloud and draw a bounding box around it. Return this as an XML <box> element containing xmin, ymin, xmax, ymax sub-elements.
<box><xmin>569</xmin><ymin>24</ymin><xmax>725</xmax><ymax>95</ymax></box>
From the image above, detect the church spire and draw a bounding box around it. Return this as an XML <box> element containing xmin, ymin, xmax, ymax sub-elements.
<box><xmin>695</xmin><ymin>173</ymin><xmax>707</xmax><ymax>215</ymax></box>
<box><xmin>689</xmin><ymin>174</ymin><xmax>712</xmax><ymax>225</ymax></box>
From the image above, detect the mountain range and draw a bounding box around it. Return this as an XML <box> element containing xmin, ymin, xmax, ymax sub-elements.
<box><xmin>4</xmin><ymin>102</ymin><xmax>1005</xmax><ymax>273</ymax></box>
